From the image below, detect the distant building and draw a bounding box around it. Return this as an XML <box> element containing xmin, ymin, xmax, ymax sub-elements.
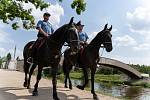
<box><xmin>1</xmin><ymin>60</ymin><xmax>17</xmax><ymax>70</ymax></box>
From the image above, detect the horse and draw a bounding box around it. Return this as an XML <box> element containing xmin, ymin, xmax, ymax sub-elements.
<box><xmin>62</xmin><ymin>24</ymin><xmax>113</xmax><ymax>100</ymax></box>
<box><xmin>23</xmin><ymin>17</ymin><xmax>79</xmax><ymax>100</ymax></box>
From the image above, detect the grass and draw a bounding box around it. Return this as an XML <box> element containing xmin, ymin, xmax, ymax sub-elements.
<box><xmin>129</xmin><ymin>80</ymin><xmax>150</xmax><ymax>88</ymax></box>
<box><xmin>57</xmin><ymin>72</ymin><xmax>125</xmax><ymax>84</ymax></box>
<box><xmin>42</xmin><ymin>71</ymin><xmax>150</xmax><ymax>88</ymax></box>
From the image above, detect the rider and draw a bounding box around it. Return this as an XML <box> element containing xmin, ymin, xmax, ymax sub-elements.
<box><xmin>36</xmin><ymin>12</ymin><xmax>54</xmax><ymax>38</ymax></box>
<box><xmin>28</xmin><ymin>12</ymin><xmax>54</xmax><ymax>62</ymax></box>
<box><xmin>76</xmin><ymin>21</ymin><xmax>89</xmax><ymax>48</ymax></box>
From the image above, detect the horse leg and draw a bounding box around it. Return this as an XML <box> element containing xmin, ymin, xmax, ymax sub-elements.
<box><xmin>63</xmin><ymin>60</ymin><xmax>68</xmax><ymax>88</ymax></box>
<box><xmin>64</xmin><ymin>73</ymin><xmax>68</xmax><ymax>88</ymax></box>
<box><xmin>68</xmin><ymin>70</ymin><xmax>72</xmax><ymax>89</ymax></box>
<box><xmin>27</xmin><ymin>63</ymin><xmax>37</xmax><ymax>89</ymax></box>
<box><xmin>52</xmin><ymin>66</ymin><xmax>60</xmax><ymax>100</ymax></box>
<box><xmin>68</xmin><ymin>65</ymin><xmax>73</xmax><ymax>89</ymax></box>
<box><xmin>77</xmin><ymin>67</ymin><xmax>89</xmax><ymax>90</ymax></box>
<box><xmin>91</xmin><ymin>66</ymin><xmax>98</xmax><ymax>100</ymax></box>
<box><xmin>32</xmin><ymin>66</ymin><xmax>43</xmax><ymax>96</ymax></box>
<box><xmin>64</xmin><ymin>67</ymin><xmax>72</xmax><ymax>89</ymax></box>
<box><xmin>23</xmin><ymin>62</ymin><xmax>29</xmax><ymax>87</ymax></box>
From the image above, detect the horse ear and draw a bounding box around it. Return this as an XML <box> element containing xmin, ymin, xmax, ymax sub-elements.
<box><xmin>108</xmin><ymin>25</ymin><xmax>112</xmax><ymax>31</ymax></box>
<box><xmin>104</xmin><ymin>24</ymin><xmax>108</xmax><ymax>30</ymax></box>
<box><xmin>69</xmin><ymin>17</ymin><xmax>74</xmax><ymax>25</ymax></box>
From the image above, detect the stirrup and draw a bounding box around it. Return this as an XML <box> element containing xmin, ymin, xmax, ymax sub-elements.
<box><xmin>27</xmin><ymin>57</ymin><xmax>33</xmax><ymax>64</ymax></box>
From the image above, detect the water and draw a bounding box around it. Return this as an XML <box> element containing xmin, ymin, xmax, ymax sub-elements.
<box><xmin>70</xmin><ymin>79</ymin><xmax>150</xmax><ymax>100</ymax></box>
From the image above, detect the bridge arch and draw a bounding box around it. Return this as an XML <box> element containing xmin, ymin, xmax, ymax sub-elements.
<box><xmin>98</xmin><ymin>57</ymin><xmax>142</xmax><ymax>79</ymax></box>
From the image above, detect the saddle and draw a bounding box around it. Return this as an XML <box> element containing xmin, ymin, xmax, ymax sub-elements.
<box><xmin>29</xmin><ymin>37</ymin><xmax>47</xmax><ymax>50</ymax></box>
<box><xmin>28</xmin><ymin>37</ymin><xmax>48</xmax><ymax>63</ymax></box>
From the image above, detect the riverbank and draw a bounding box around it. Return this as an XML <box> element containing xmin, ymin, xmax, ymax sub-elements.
<box><xmin>40</xmin><ymin>69</ymin><xmax>150</xmax><ymax>99</ymax></box>
<box><xmin>57</xmin><ymin>72</ymin><xmax>125</xmax><ymax>84</ymax></box>
<box><xmin>56</xmin><ymin>72</ymin><xmax>150</xmax><ymax>88</ymax></box>
<box><xmin>43</xmin><ymin>72</ymin><xmax>126</xmax><ymax>99</ymax></box>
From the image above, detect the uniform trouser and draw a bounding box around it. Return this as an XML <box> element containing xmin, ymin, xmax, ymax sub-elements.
<box><xmin>30</xmin><ymin>37</ymin><xmax>45</xmax><ymax>59</ymax></box>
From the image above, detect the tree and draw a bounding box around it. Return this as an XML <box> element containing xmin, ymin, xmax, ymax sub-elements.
<box><xmin>16</xmin><ymin>56</ymin><xmax>20</xmax><ymax>61</ymax></box>
<box><xmin>0</xmin><ymin>57</ymin><xmax>2</xmax><ymax>69</ymax></box>
<box><xmin>6</xmin><ymin>53</ymin><xmax>11</xmax><ymax>61</ymax></box>
<box><xmin>0</xmin><ymin>56</ymin><xmax>7</xmax><ymax>69</ymax></box>
<box><xmin>5</xmin><ymin>53</ymin><xmax>12</xmax><ymax>69</ymax></box>
<box><xmin>0</xmin><ymin>0</ymin><xmax>86</xmax><ymax>30</ymax></box>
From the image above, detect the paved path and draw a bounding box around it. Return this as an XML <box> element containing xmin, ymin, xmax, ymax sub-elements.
<box><xmin>0</xmin><ymin>69</ymin><xmax>120</xmax><ymax>100</ymax></box>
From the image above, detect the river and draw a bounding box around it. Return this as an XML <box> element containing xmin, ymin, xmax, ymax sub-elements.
<box><xmin>70</xmin><ymin>79</ymin><xmax>150</xmax><ymax>100</ymax></box>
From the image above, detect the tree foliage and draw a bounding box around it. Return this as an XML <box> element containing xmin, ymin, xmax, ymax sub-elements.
<box><xmin>71</xmin><ymin>0</ymin><xmax>86</xmax><ymax>15</ymax></box>
<box><xmin>130</xmin><ymin>64</ymin><xmax>150</xmax><ymax>75</ymax></box>
<box><xmin>0</xmin><ymin>0</ymin><xmax>86</xmax><ymax>30</ymax></box>
<box><xmin>6</xmin><ymin>53</ymin><xmax>11</xmax><ymax>61</ymax></box>
<box><xmin>0</xmin><ymin>57</ymin><xmax>2</xmax><ymax>68</ymax></box>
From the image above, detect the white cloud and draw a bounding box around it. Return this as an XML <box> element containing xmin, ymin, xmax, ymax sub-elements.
<box><xmin>126</xmin><ymin>2</ymin><xmax>150</xmax><ymax>33</ymax></box>
<box><xmin>127</xmin><ymin>7</ymin><xmax>150</xmax><ymax>32</ymax></box>
<box><xmin>0</xmin><ymin>48</ymin><xmax>6</xmax><ymax>57</ymax></box>
<box><xmin>126</xmin><ymin>0</ymin><xmax>150</xmax><ymax>51</ymax></box>
<box><xmin>136</xmin><ymin>0</ymin><xmax>150</xmax><ymax>8</ymax></box>
<box><xmin>0</xmin><ymin>21</ymin><xmax>6</xmax><ymax>29</ymax></box>
<box><xmin>0</xmin><ymin>30</ymin><xmax>14</xmax><ymax>44</ymax></box>
<box><xmin>88</xmin><ymin>31</ymin><xmax>98</xmax><ymax>42</ymax></box>
<box><xmin>114</xmin><ymin>35</ymin><xmax>137</xmax><ymax>46</ymax></box>
<box><xmin>133</xmin><ymin>43</ymin><xmax>150</xmax><ymax>51</ymax></box>
<box><xmin>23</xmin><ymin>2</ymin><xmax>64</xmax><ymax>28</ymax></box>
<box><xmin>0</xmin><ymin>29</ymin><xmax>15</xmax><ymax>57</ymax></box>
<box><xmin>110</xmin><ymin>55</ymin><xmax>150</xmax><ymax>65</ymax></box>
<box><xmin>112</xmin><ymin>28</ymin><xmax>118</xmax><ymax>32</ymax></box>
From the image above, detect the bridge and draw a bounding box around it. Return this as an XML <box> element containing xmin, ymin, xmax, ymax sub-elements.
<box><xmin>98</xmin><ymin>57</ymin><xmax>142</xmax><ymax>79</ymax></box>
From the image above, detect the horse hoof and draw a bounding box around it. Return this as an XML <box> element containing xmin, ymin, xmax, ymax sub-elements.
<box><xmin>64</xmin><ymin>85</ymin><xmax>68</xmax><ymax>88</ymax></box>
<box><xmin>54</xmin><ymin>97</ymin><xmax>60</xmax><ymax>100</ymax></box>
<box><xmin>27</xmin><ymin>85</ymin><xmax>31</xmax><ymax>89</ymax></box>
<box><xmin>23</xmin><ymin>82</ymin><xmax>27</xmax><ymax>87</ymax></box>
<box><xmin>76</xmin><ymin>85</ymin><xmax>84</xmax><ymax>90</ymax></box>
<box><xmin>32</xmin><ymin>91</ymin><xmax>38</xmax><ymax>96</ymax></box>
<box><xmin>93</xmin><ymin>94</ymin><xmax>99</xmax><ymax>100</ymax></box>
<box><xmin>69</xmin><ymin>85</ymin><xmax>72</xmax><ymax>90</ymax></box>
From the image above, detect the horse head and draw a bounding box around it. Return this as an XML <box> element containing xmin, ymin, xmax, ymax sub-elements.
<box><xmin>65</xmin><ymin>17</ymin><xmax>79</xmax><ymax>52</ymax></box>
<box><xmin>101</xmin><ymin>24</ymin><xmax>113</xmax><ymax>52</ymax></box>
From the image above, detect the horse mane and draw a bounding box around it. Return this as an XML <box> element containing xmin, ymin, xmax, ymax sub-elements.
<box><xmin>50</xmin><ymin>24</ymin><xmax>68</xmax><ymax>39</ymax></box>
<box><xmin>89</xmin><ymin>30</ymin><xmax>104</xmax><ymax>47</ymax></box>
<box><xmin>50</xmin><ymin>22</ymin><xmax>76</xmax><ymax>39</ymax></box>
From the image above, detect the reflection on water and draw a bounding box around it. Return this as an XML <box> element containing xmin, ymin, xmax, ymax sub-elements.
<box><xmin>71</xmin><ymin>79</ymin><xmax>150</xmax><ymax>100</ymax></box>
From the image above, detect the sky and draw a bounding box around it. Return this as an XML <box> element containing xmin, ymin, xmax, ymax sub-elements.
<box><xmin>0</xmin><ymin>0</ymin><xmax>150</xmax><ymax>65</ymax></box>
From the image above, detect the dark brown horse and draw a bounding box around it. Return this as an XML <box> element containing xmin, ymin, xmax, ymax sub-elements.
<box><xmin>63</xmin><ymin>24</ymin><xmax>113</xmax><ymax>100</ymax></box>
<box><xmin>23</xmin><ymin>17</ymin><xmax>79</xmax><ymax>100</ymax></box>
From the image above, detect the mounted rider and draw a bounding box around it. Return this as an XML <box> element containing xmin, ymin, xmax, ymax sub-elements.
<box><xmin>28</xmin><ymin>12</ymin><xmax>54</xmax><ymax>62</ymax></box>
<box><xmin>76</xmin><ymin>21</ymin><xmax>89</xmax><ymax>48</ymax></box>
<box><xmin>36</xmin><ymin>12</ymin><xmax>54</xmax><ymax>38</ymax></box>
